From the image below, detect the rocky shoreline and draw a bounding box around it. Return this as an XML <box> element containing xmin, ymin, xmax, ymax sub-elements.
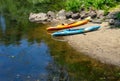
<box><xmin>29</xmin><ymin>9</ymin><xmax>120</xmax><ymax>27</ymax></box>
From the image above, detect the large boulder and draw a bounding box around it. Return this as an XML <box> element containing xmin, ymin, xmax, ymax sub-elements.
<box><xmin>47</xmin><ymin>11</ymin><xmax>56</xmax><ymax>19</ymax></box>
<box><xmin>29</xmin><ymin>13</ymin><xmax>48</xmax><ymax>23</ymax></box>
<box><xmin>47</xmin><ymin>11</ymin><xmax>56</xmax><ymax>22</ymax></box>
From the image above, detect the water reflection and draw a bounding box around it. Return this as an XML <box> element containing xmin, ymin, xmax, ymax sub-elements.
<box><xmin>0</xmin><ymin>39</ymin><xmax>53</xmax><ymax>81</ymax></box>
<box><xmin>0</xmin><ymin>15</ymin><xmax>6</xmax><ymax>33</ymax></box>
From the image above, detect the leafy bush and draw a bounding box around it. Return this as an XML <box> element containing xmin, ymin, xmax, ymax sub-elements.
<box><xmin>65</xmin><ymin>0</ymin><xmax>118</xmax><ymax>12</ymax></box>
<box><xmin>91</xmin><ymin>0</ymin><xmax>116</xmax><ymax>9</ymax></box>
<box><xmin>116</xmin><ymin>12</ymin><xmax>120</xmax><ymax>20</ymax></box>
<box><xmin>27</xmin><ymin>0</ymin><xmax>51</xmax><ymax>4</ymax></box>
<box><xmin>65</xmin><ymin>0</ymin><xmax>82</xmax><ymax>12</ymax></box>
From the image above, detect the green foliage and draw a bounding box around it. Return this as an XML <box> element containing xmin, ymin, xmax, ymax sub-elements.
<box><xmin>90</xmin><ymin>0</ymin><xmax>116</xmax><ymax>9</ymax></box>
<box><xmin>65</xmin><ymin>0</ymin><xmax>118</xmax><ymax>12</ymax></box>
<box><xmin>116</xmin><ymin>12</ymin><xmax>120</xmax><ymax>28</ymax></box>
<box><xmin>0</xmin><ymin>0</ymin><xmax>17</xmax><ymax>15</ymax></box>
<box><xmin>65</xmin><ymin>0</ymin><xmax>81</xmax><ymax>12</ymax></box>
<box><xmin>27</xmin><ymin>0</ymin><xmax>51</xmax><ymax>4</ymax></box>
<box><xmin>116</xmin><ymin>12</ymin><xmax>120</xmax><ymax>20</ymax></box>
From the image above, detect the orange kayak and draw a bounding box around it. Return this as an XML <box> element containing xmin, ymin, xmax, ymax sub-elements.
<box><xmin>46</xmin><ymin>17</ymin><xmax>91</xmax><ymax>31</ymax></box>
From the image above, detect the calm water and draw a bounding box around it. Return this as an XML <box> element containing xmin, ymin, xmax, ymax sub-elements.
<box><xmin>0</xmin><ymin>15</ymin><xmax>54</xmax><ymax>81</ymax></box>
<box><xmin>0</xmin><ymin>40</ymin><xmax>53</xmax><ymax>81</ymax></box>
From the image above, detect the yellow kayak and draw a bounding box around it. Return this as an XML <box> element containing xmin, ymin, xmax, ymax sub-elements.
<box><xmin>46</xmin><ymin>17</ymin><xmax>91</xmax><ymax>31</ymax></box>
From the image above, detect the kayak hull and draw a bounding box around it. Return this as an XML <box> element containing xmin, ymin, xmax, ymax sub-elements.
<box><xmin>46</xmin><ymin>19</ymin><xmax>90</xmax><ymax>31</ymax></box>
<box><xmin>52</xmin><ymin>26</ymin><xmax>100</xmax><ymax>36</ymax></box>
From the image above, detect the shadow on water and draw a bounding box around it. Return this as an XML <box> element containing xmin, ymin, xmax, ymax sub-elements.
<box><xmin>0</xmin><ymin>15</ymin><xmax>6</xmax><ymax>34</ymax></box>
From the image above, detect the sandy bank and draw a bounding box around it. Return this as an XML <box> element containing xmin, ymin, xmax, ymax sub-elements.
<box><xmin>64</xmin><ymin>22</ymin><xmax>120</xmax><ymax>66</ymax></box>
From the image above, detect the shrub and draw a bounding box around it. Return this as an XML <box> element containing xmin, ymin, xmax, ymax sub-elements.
<box><xmin>65</xmin><ymin>0</ymin><xmax>118</xmax><ymax>12</ymax></box>
<box><xmin>116</xmin><ymin>12</ymin><xmax>120</xmax><ymax>20</ymax></box>
<box><xmin>65</xmin><ymin>0</ymin><xmax>82</xmax><ymax>12</ymax></box>
<box><xmin>27</xmin><ymin>0</ymin><xmax>50</xmax><ymax>4</ymax></box>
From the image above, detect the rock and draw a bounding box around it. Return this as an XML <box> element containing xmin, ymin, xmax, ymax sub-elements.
<box><xmin>88</xmin><ymin>10</ymin><xmax>97</xmax><ymax>18</ymax></box>
<box><xmin>56</xmin><ymin>9</ymin><xmax>66</xmax><ymax>20</ymax></box>
<box><xmin>71</xmin><ymin>13</ymin><xmax>80</xmax><ymax>19</ymax></box>
<box><xmin>47</xmin><ymin>11</ymin><xmax>56</xmax><ymax>19</ymax></box>
<box><xmin>80</xmin><ymin>11</ymin><xmax>89</xmax><ymax>19</ymax></box>
<box><xmin>109</xmin><ymin>19</ymin><xmax>115</xmax><ymax>25</ymax></box>
<box><xmin>81</xmin><ymin>14</ymin><xmax>88</xmax><ymax>19</ymax></box>
<box><xmin>68</xmin><ymin>18</ymin><xmax>76</xmax><ymax>22</ymax></box>
<box><xmin>106</xmin><ymin>11</ymin><xmax>120</xmax><ymax>19</ymax></box>
<box><xmin>104</xmin><ymin>19</ymin><xmax>110</xmax><ymax>22</ymax></box>
<box><xmin>109</xmin><ymin>19</ymin><xmax>120</xmax><ymax>27</ymax></box>
<box><xmin>96</xmin><ymin>10</ymin><xmax>105</xmax><ymax>19</ymax></box>
<box><xmin>29</xmin><ymin>13</ymin><xmax>48</xmax><ymax>22</ymax></box>
<box><xmin>106</xmin><ymin>12</ymin><xmax>116</xmax><ymax>19</ymax></box>
<box><xmin>29</xmin><ymin>9</ymin><xmax>120</xmax><ymax>25</ymax></box>
<box><xmin>91</xmin><ymin>19</ymin><xmax>102</xmax><ymax>24</ymax></box>
<box><xmin>47</xmin><ymin>18</ymin><xmax>52</xmax><ymax>22</ymax></box>
<box><xmin>65</xmin><ymin>11</ymin><xmax>73</xmax><ymax>19</ymax></box>
<box><xmin>114</xmin><ymin>20</ymin><xmax>120</xmax><ymax>26</ymax></box>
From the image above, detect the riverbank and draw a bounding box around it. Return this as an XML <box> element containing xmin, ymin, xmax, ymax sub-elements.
<box><xmin>29</xmin><ymin>8</ymin><xmax>120</xmax><ymax>66</ymax></box>
<box><xmin>64</xmin><ymin>22</ymin><xmax>120</xmax><ymax>66</ymax></box>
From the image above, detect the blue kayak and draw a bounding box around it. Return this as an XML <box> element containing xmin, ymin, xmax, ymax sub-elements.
<box><xmin>52</xmin><ymin>26</ymin><xmax>100</xmax><ymax>36</ymax></box>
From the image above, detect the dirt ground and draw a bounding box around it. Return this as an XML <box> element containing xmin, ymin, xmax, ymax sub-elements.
<box><xmin>64</xmin><ymin>22</ymin><xmax>120</xmax><ymax>66</ymax></box>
